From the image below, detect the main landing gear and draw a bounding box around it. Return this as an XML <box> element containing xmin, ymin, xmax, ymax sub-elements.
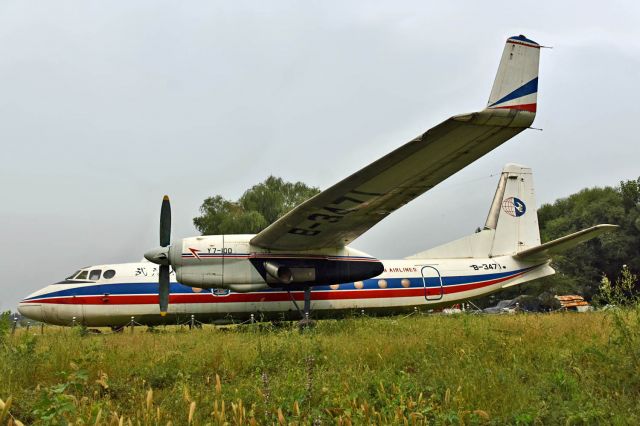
<box><xmin>288</xmin><ymin>286</ymin><xmax>315</xmax><ymax>330</ymax></box>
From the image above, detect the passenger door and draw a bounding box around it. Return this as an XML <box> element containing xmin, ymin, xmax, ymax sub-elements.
<box><xmin>421</xmin><ymin>266</ymin><xmax>444</xmax><ymax>301</ymax></box>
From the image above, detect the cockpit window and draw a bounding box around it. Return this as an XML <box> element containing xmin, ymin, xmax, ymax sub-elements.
<box><xmin>65</xmin><ymin>270</ymin><xmax>81</xmax><ymax>280</ymax></box>
<box><xmin>76</xmin><ymin>270</ymin><xmax>88</xmax><ymax>280</ymax></box>
<box><xmin>89</xmin><ymin>269</ymin><xmax>102</xmax><ymax>280</ymax></box>
<box><xmin>103</xmin><ymin>269</ymin><xmax>116</xmax><ymax>279</ymax></box>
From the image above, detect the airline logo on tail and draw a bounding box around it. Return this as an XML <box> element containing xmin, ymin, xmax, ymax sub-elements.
<box><xmin>502</xmin><ymin>197</ymin><xmax>526</xmax><ymax>217</ymax></box>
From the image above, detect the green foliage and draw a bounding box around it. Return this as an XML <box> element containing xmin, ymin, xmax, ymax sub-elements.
<box><xmin>620</xmin><ymin>177</ymin><xmax>640</xmax><ymax>216</ymax></box>
<box><xmin>1</xmin><ymin>313</ymin><xmax>640</xmax><ymax>424</ymax></box>
<box><xmin>0</xmin><ymin>311</ymin><xmax>10</xmax><ymax>347</ymax></box>
<box><xmin>32</xmin><ymin>364</ymin><xmax>89</xmax><ymax>425</ymax></box>
<box><xmin>532</xmin><ymin>177</ymin><xmax>640</xmax><ymax>299</ymax></box>
<box><xmin>595</xmin><ymin>265</ymin><xmax>639</xmax><ymax>306</ymax></box>
<box><xmin>193</xmin><ymin>195</ymin><xmax>269</xmax><ymax>236</ymax></box>
<box><xmin>193</xmin><ymin>176</ymin><xmax>320</xmax><ymax>235</ymax></box>
<box><xmin>8</xmin><ymin>334</ymin><xmax>38</xmax><ymax>360</ymax></box>
<box><xmin>595</xmin><ymin>266</ymin><xmax>640</xmax><ymax>381</ymax></box>
<box><xmin>145</xmin><ymin>351</ymin><xmax>185</xmax><ymax>389</ymax></box>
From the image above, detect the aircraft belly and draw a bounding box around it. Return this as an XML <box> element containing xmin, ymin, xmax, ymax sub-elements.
<box><xmin>41</xmin><ymin>303</ymin><xmax>82</xmax><ymax>326</ymax></box>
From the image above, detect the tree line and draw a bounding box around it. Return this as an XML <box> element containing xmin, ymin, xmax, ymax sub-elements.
<box><xmin>532</xmin><ymin>177</ymin><xmax>640</xmax><ymax>299</ymax></box>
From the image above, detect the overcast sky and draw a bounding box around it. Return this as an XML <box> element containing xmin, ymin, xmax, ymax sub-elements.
<box><xmin>1</xmin><ymin>1</ymin><xmax>639</xmax><ymax>310</ymax></box>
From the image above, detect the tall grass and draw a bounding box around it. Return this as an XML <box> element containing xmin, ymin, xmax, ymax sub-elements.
<box><xmin>1</xmin><ymin>311</ymin><xmax>639</xmax><ymax>425</ymax></box>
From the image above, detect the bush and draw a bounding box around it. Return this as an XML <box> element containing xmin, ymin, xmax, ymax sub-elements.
<box><xmin>0</xmin><ymin>311</ymin><xmax>12</xmax><ymax>347</ymax></box>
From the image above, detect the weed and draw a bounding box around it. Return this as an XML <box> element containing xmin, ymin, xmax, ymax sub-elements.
<box><xmin>1</xmin><ymin>312</ymin><xmax>639</xmax><ymax>424</ymax></box>
<box><xmin>0</xmin><ymin>311</ymin><xmax>15</xmax><ymax>352</ymax></box>
<box><xmin>596</xmin><ymin>266</ymin><xmax>640</xmax><ymax>379</ymax></box>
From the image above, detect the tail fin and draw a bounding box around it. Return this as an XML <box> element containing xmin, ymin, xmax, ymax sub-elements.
<box><xmin>407</xmin><ymin>164</ymin><xmax>618</xmax><ymax>261</ymax></box>
<box><xmin>407</xmin><ymin>164</ymin><xmax>539</xmax><ymax>259</ymax></box>
<box><xmin>486</xmin><ymin>164</ymin><xmax>540</xmax><ymax>256</ymax></box>
<box><xmin>486</xmin><ymin>35</ymin><xmax>540</xmax><ymax>113</ymax></box>
<box><xmin>485</xmin><ymin>166</ymin><xmax>618</xmax><ymax>257</ymax></box>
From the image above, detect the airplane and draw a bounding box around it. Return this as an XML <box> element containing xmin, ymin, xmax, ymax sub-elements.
<box><xmin>18</xmin><ymin>163</ymin><xmax>617</xmax><ymax>327</ymax></box>
<box><xmin>16</xmin><ymin>35</ymin><xmax>616</xmax><ymax>326</ymax></box>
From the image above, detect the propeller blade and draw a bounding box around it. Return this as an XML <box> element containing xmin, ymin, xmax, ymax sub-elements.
<box><xmin>160</xmin><ymin>195</ymin><xmax>171</xmax><ymax>247</ymax></box>
<box><xmin>159</xmin><ymin>264</ymin><xmax>170</xmax><ymax>316</ymax></box>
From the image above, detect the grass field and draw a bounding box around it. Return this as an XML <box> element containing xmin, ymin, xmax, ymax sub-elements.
<box><xmin>1</xmin><ymin>310</ymin><xmax>640</xmax><ymax>425</ymax></box>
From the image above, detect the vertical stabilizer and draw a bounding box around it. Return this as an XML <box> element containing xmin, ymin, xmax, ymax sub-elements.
<box><xmin>489</xmin><ymin>164</ymin><xmax>540</xmax><ymax>256</ymax></box>
<box><xmin>487</xmin><ymin>35</ymin><xmax>540</xmax><ymax>113</ymax></box>
<box><xmin>406</xmin><ymin>164</ymin><xmax>541</xmax><ymax>260</ymax></box>
<box><xmin>408</xmin><ymin>165</ymin><xmax>610</xmax><ymax>262</ymax></box>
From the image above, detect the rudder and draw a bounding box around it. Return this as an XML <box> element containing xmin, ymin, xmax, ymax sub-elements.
<box><xmin>487</xmin><ymin>35</ymin><xmax>540</xmax><ymax>113</ymax></box>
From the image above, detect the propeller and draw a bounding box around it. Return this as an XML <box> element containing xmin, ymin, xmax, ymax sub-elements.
<box><xmin>160</xmin><ymin>195</ymin><xmax>171</xmax><ymax>247</ymax></box>
<box><xmin>158</xmin><ymin>195</ymin><xmax>171</xmax><ymax>316</ymax></box>
<box><xmin>144</xmin><ymin>195</ymin><xmax>172</xmax><ymax>316</ymax></box>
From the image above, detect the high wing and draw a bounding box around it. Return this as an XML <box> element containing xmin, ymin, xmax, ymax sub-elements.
<box><xmin>251</xmin><ymin>35</ymin><xmax>542</xmax><ymax>251</ymax></box>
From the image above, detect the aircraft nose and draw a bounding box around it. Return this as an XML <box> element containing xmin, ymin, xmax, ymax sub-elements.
<box><xmin>18</xmin><ymin>288</ymin><xmax>49</xmax><ymax>322</ymax></box>
<box><xmin>17</xmin><ymin>300</ymin><xmax>44</xmax><ymax>322</ymax></box>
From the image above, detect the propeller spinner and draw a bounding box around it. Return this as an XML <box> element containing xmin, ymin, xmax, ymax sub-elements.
<box><xmin>144</xmin><ymin>195</ymin><xmax>172</xmax><ymax>316</ymax></box>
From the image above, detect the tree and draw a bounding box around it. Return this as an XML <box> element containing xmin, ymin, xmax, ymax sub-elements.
<box><xmin>193</xmin><ymin>176</ymin><xmax>320</xmax><ymax>235</ymax></box>
<box><xmin>535</xmin><ymin>178</ymin><xmax>640</xmax><ymax>299</ymax></box>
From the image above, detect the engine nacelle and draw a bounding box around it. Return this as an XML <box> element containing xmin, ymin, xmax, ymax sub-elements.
<box><xmin>263</xmin><ymin>262</ymin><xmax>316</xmax><ymax>284</ymax></box>
<box><xmin>168</xmin><ymin>234</ymin><xmax>384</xmax><ymax>290</ymax></box>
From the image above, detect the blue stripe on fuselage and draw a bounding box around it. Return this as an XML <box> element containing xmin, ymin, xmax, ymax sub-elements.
<box><xmin>25</xmin><ymin>266</ymin><xmax>536</xmax><ymax>301</ymax></box>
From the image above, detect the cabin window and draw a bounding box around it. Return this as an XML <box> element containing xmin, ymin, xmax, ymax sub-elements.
<box><xmin>103</xmin><ymin>269</ymin><xmax>116</xmax><ymax>279</ymax></box>
<box><xmin>76</xmin><ymin>270</ymin><xmax>88</xmax><ymax>280</ymax></box>
<box><xmin>65</xmin><ymin>270</ymin><xmax>80</xmax><ymax>280</ymax></box>
<box><xmin>89</xmin><ymin>269</ymin><xmax>102</xmax><ymax>280</ymax></box>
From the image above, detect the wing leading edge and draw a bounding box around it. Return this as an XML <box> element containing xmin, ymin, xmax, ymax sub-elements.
<box><xmin>251</xmin><ymin>35</ymin><xmax>541</xmax><ymax>251</ymax></box>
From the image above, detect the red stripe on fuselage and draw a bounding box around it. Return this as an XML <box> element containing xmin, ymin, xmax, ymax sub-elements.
<box><xmin>25</xmin><ymin>270</ymin><xmax>529</xmax><ymax>306</ymax></box>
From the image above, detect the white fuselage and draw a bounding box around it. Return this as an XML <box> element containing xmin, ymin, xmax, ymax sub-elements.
<box><xmin>19</xmin><ymin>255</ymin><xmax>553</xmax><ymax>327</ymax></box>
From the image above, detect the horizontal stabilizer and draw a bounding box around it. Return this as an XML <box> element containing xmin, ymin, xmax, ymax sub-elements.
<box><xmin>514</xmin><ymin>224</ymin><xmax>618</xmax><ymax>261</ymax></box>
